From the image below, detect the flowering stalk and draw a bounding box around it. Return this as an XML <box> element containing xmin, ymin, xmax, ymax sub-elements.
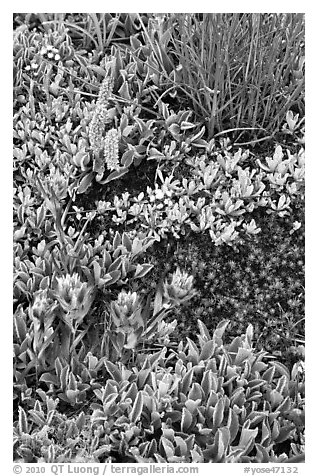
<box><xmin>104</xmin><ymin>128</ymin><xmax>120</xmax><ymax>171</ymax></box>
<box><xmin>88</xmin><ymin>76</ymin><xmax>113</xmax><ymax>156</ymax></box>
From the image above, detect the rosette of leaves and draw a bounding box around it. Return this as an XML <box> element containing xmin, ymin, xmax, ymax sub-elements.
<box><xmin>85</xmin><ymin>320</ymin><xmax>305</xmax><ymax>463</ymax></box>
<box><xmin>83</xmin><ymin>231</ymin><xmax>155</xmax><ymax>289</ymax></box>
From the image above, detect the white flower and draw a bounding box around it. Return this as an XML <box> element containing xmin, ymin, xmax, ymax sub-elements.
<box><xmin>290</xmin><ymin>221</ymin><xmax>302</xmax><ymax>235</ymax></box>
<box><xmin>104</xmin><ymin>129</ymin><xmax>120</xmax><ymax>171</ymax></box>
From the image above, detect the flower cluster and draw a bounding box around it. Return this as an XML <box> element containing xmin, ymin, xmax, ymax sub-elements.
<box><xmin>156</xmin><ymin>319</ymin><xmax>178</xmax><ymax>345</ymax></box>
<box><xmin>104</xmin><ymin>128</ymin><xmax>120</xmax><ymax>171</ymax></box>
<box><xmin>97</xmin><ymin>75</ymin><xmax>114</xmax><ymax>105</ymax></box>
<box><xmin>40</xmin><ymin>44</ymin><xmax>61</xmax><ymax>62</ymax></box>
<box><xmin>55</xmin><ymin>273</ymin><xmax>94</xmax><ymax>327</ymax></box>
<box><xmin>110</xmin><ymin>290</ymin><xmax>143</xmax><ymax>349</ymax></box>
<box><xmin>30</xmin><ymin>289</ymin><xmax>54</xmax><ymax>322</ymax></box>
<box><xmin>163</xmin><ymin>268</ymin><xmax>195</xmax><ymax>306</ymax></box>
<box><xmin>88</xmin><ymin>76</ymin><xmax>113</xmax><ymax>156</ymax></box>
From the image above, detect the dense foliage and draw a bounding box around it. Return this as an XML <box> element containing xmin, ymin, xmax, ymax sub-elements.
<box><xmin>13</xmin><ymin>13</ymin><xmax>305</xmax><ymax>463</ymax></box>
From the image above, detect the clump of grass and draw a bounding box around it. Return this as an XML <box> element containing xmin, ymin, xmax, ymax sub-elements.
<box><xmin>151</xmin><ymin>13</ymin><xmax>304</xmax><ymax>142</ymax></box>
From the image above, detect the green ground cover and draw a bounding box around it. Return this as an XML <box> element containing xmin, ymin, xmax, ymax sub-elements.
<box><xmin>13</xmin><ymin>13</ymin><xmax>305</xmax><ymax>463</ymax></box>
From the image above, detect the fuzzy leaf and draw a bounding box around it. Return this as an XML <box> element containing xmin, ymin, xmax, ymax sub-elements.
<box><xmin>276</xmin><ymin>375</ymin><xmax>289</xmax><ymax>395</ymax></box>
<box><xmin>181</xmin><ymin>407</ymin><xmax>193</xmax><ymax>432</ymax></box>
<box><xmin>137</xmin><ymin>369</ymin><xmax>151</xmax><ymax>389</ymax></box>
<box><xmin>153</xmin><ymin>283</ymin><xmax>163</xmax><ymax>315</ymax></box>
<box><xmin>125</xmin><ymin>382</ymin><xmax>138</xmax><ymax>401</ymax></box>
<box><xmin>130</xmin><ymin>391</ymin><xmax>144</xmax><ymax>423</ymax></box>
<box><xmin>188</xmin><ymin>383</ymin><xmax>203</xmax><ymax>401</ymax></box>
<box><xmin>93</xmin><ymin>445</ymin><xmax>112</xmax><ymax>459</ymax></box>
<box><xmin>213</xmin><ymin>397</ymin><xmax>226</xmax><ymax>428</ymax></box>
<box><xmin>122</xmin><ymin>232</ymin><xmax>132</xmax><ymax>252</ymax></box>
<box><xmin>181</xmin><ymin>368</ymin><xmax>194</xmax><ymax>395</ymax></box>
<box><xmin>103</xmin><ymin>250</ymin><xmax>112</xmax><ymax>269</ymax></box>
<box><xmin>255</xmin><ymin>444</ymin><xmax>270</xmax><ymax>463</ymax></box>
<box><xmin>201</xmin><ymin>371</ymin><xmax>214</xmax><ymax>399</ymax></box>
<box><xmin>213</xmin><ymin>319</ymin><xmax>230</xmax><ymax>344</ymax></box>
<box><xmin>276</xmin><ymin>397</ymin><xmax>292</xmax><ymax>414</ymax></box>
<box><xmin>103</xmin><ymin>270</ymin><xmax>121</xmax><ymax>285</ymax></box>
<box><xmin>165</xmin><ymin>410</ymin><xmax>182</xmax><ymax>423</ymax></box>
<box><xmin>262</xmin><ymin>366</ymin><xmax>276</xmax><ymax>384</ymax></box>
<box><xmin>28</xmin><ymin>409</ymin><xmax>46</xmax><ymax>427</ymax></box>
<box><xmin>59</xmin><ymin>365</ymin><xmax>69</xmax><ymax>392</ymax></box>
<box><xmin>92</xmin><ymin>260</ymin><xmax>101</xmax><ymax>283</ymax></box>
<box><xmin>113</xmin><ymin>231</ymin><xmax>122</xmax><ymax>250</ymax></box>
<box><xmin>108</xmin><ymin>255</ymin><xmax>123</xmax><ymax>272</ymax></box>
<box><xmin>247</xmin><ymin>411</ymin><xmax>268</xmax><ymax>427</ymax></box>
<box><xmin>39</xmin><ymin>373</ymin><xmax>58</xmax><ymax>387</ymax></box>
<box><xmin>269</xmin><ymin>389</ymin><xmax>284</xmax><ymax>408</ymax></box>
<box><xmin>77</xmin><ymin>172</ymin><xmax>94</xmax><ymax>194</ymax></box>
<box><xmin>75</xmin><ymin>412</ymin><xmax>86</xmax><ymax>432</ymax></box>
<box><xmin>217</xmin><ymin>427</ymin><xmax>231</xmax><ymax>458</ymax></box>
<box><xmin>104</xmin><ymin>360</ymin><xmax>122</xmax><ymax>383</ymax></box>
<box><xmin>185</xmin><ymin>398</ymin><xmax>201</xmax><ymax>413</ymax></box>
<box><xmin>275</xmin><ymin>424</ymin><xmax>295</xmax><ymax>444</ymax></box>
<box><xmin>238</xmin><ymin>428</ymin><xmax>258</xmax><ymax>452</ymax></box>
<box><xmin>174</xmin><ymin>436</ymin><xmax>188</xmax><ymax>456</ymax></box>
<box><xmin>227</xmin><ymin>408</ymin><xmax>240</xmax><ymax>443</ymax></box>
<box><xmin>46</xmin><ymin>409</ymin><xmax>56</xmax><ymax>426</ymax></box>
<box><xmin>39</xmin><ymin>275</ymin><xmax>50</xmax><ymax>290</ymax></box>
<box><xmin>189</xmin><ymin>126</ymin><xmax>205</xmax><ymax>143</ymax></box>
<box><xmin>261</xmin><ymin>419</ymin><xmax>272</xmax><ymax>446</ymax></box>
<box><xmin>14</xmin><ymin>310</ymin><xmax>27</xmax><ymax>342</ymax></box>
<box><xmin>146</xmin><ymin>438</ymin><xmax>158</xmax><ymax>457</ymax></box>
<box><xmin>160</xmin><ymin>436</ymin><xmax>175</xmax><ymax>460</ymax></box>
<box><xmin>134</xmin><ymin>263</ymin><xmax>153</xmax><ymax>279</ymax></box>
<box><xmin>18</xmin><ymin>406</ymin><xmax>29</xmax><ymax>434</ymax></box>
<box><xmin>65</xmin><ymin>389</ymin><xmax>80</xmax><ymax>403</ymax></box>
<box><xmin>197</xmin><ymin>319</ymin><xmax>211</xmax><ymax>341</ymax></box>
<box><xmin>121</xmin><ymin>149</ymin><xmax>135</xmax><ymax>167</ymax></box>
<box><xmin>234</xmin><ymin>347</ymin><xmax>252</xmax><ymax>366</ymax></box>
<box><xmin>154</xmin><ymin>453</ymin><xmax>167</xmax><ymax>463</ymax></box>
<box><xmin>180</xmin><ymin>121</ymin><xmax>196</xmax><ymax>130</ymax></box>
<box><xmin>247</xmin><ymin>379</ymin><xmax>267</xmax><ymax>390</ymax></box>
<box><xmin>199</xmin><ymin>339</ymin><xmax>216</xmax><ymax>361</ymax></box>
<box><xmin>148</xmin><ymin>147</ymin><xmax>165</xmax><ymax>160</ymax></box>
<box><xmin>103</xmin><ymin>167</ymin><xmax>129</xmax><ymax>184</ymax></box>
<box><xmin>119</xmin><ymin>81</ymin><xmax>131</xmax><ymax>100</ymax></box>
<box><xmin>186</xmin><ymin>337</ymin><xmax>200</xmax><ymax>364</ymax></box>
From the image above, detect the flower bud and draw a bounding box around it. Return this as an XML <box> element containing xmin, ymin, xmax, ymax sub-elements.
<box><xmin>30</xmin><ymin>289</ymin><xmax>53</xmax><ymax>323</ymax></box>
<box><xmin>111</xmin><ymin>290</ymin><xmax>142</xmax><ymax>330</ymax></box>
<box><xmin>55</xmin><ymin>273</ymin><xmax>94</xmax><ymax>326</ymax></box>
<box><xmin>163</xmin><ymin>268</ymin><xmax>195</xmax><ymax>306</ymax></box>
<box><xmin>156</xmin><ymin>319</ymin><xmax>177</xmax><ymax>345</ymax></box>
<box><xmin>109</xmin><ymin>290</ymin><xmax>145</xmax><ymax>350</ymax></box>
<box><xmin>29</xmin><ymin>289</ymin><xmax>56</xmax><ymax>352</ymax></box>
